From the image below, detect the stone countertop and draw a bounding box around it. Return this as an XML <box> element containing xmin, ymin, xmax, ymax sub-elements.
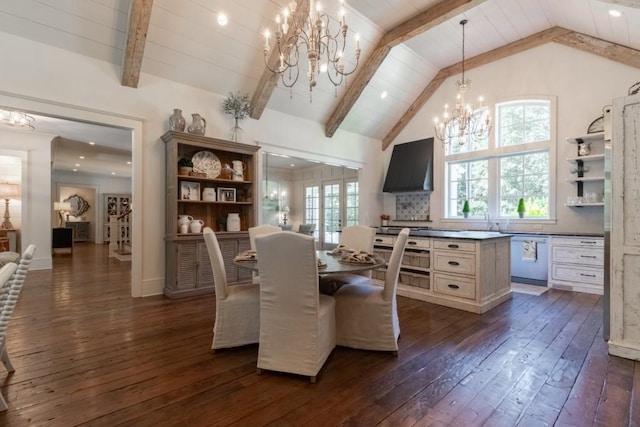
<box><xmin>377</xmin><ymin>228</ymin><xmax>509</xmax><ymax>240</ymax></box>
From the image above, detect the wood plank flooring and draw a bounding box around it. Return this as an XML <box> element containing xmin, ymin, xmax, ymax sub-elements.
<box><xmin>1</xmin><ymin>243</ymin><xmax>638</xmax><ymax>426</ymax></box>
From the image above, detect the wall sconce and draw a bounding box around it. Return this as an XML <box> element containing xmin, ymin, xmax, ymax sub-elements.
<box><xmin>0</xmin><ymin>182</ymin><xmax>20</xmax><ymax>230</ymax></box>
<box><xmin>54</xmin><ymin>202</ymin><xmax>72</xmax><ymax>227</ymax></box>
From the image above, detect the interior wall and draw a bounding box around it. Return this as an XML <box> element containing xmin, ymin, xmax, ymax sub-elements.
<box><xmin>391</xmin><ymin>42</ymin><xmax>639</xmax><ymax>234</ymax></box>
<box><xmin>0</xmin><ymin>32</ymin><xmax>384</xmax><ymax>296</ymax></box>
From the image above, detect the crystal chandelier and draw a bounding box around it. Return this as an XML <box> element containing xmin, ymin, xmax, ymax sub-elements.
<box><xmin>434</xmin><ymin>20</ymin><xmax>491</xmax><ymax>147</ymax></box>
<box><xmin>262</xmin><ymin>0</ymin><xmax>361</xmax><ymax>99</ymax></box>
<box><xmin>0</xmin><ymin>107</ymin><xmax>35</xmax><ymax>130</ymax></box>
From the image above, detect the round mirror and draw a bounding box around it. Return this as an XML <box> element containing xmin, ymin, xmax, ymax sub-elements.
<box><xmin>64</xmin><ymin>194</ymin><xmax>90</xmax><ymax>217</ymax></box>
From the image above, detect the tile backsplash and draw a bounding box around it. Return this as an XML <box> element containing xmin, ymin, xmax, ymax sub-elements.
<box><xmin>395</xmin><ymin>192</ymin><xmax>431</xmax><ymax>221</ymax></box>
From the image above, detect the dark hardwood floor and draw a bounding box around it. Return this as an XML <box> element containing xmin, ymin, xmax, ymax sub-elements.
<box><xmin>1</xmin><ymin>243</ymin><xmax>638</xmax><ymax>426</ymax></box>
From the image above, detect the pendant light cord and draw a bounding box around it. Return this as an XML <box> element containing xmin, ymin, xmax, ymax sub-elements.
<box><xmin>460</xmin><ymin>19</ymin><xmax>467</xmax><ymax>82</ymax></box>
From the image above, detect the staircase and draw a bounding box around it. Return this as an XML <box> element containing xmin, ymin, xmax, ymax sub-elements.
<box><xmin>109</xmin><ymin>210</ymin><xmax>131</xmax><ymax>262</ymax></box>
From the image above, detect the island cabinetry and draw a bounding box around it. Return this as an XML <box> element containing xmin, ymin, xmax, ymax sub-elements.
<box><xmin>373</xmin><ymin>232</ymin><xmax>511</xmax><ymax>313</ymax></box>
<box><xmin>548</xmin><ymin>236</ymin><xmax>604</xmax><ymax>295</ymax></box>
<box><xmin>162</xmin><ymin>131</ymin><xmax>259</xmax><ymax>299</ymax></box>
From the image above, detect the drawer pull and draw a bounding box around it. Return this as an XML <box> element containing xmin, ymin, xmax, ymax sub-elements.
<box><xmin>448</xmin><ymin>284</ymin><xmax>460</xmax><ymax>289</ymax></box>
<box><xmin>580</xmin><ymin>273</ymin><xmax>596</xmax><ymax>278</ymax></box>
<box><xmin>448</xmin><ymin>244</ymin><xmax>459</xmax><ymax>249</ymax></box>
<box><xmin>448</xmin><ymin>261</ymin><xmax>460</xmax><ymax>266</ymax></box>
<box><xmin>375</xmin><ymin>238</ymin><xmax>383</xmax><ymax>243</ymax></box>
<box><xmin>408</xmin><ymin>241</ymin><xmax>417</xmax><ymax>245</ymax></box>
<box><xmin>580</xmin><ymin>255</ymin><xmax>597</xmax><ymax>259</ymax></box>
<box><xmin>580</xmin><ymin>240</ymin><xmax>597</xmax><ymax>244</ymax></box>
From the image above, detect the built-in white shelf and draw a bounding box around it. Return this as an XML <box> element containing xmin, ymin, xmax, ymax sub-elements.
<box><xmin>566</xmin><ymin>176</ymin><xmax>605</xmax><ymax>183</ymax></box>
<box><xmin>566</xmin><ymin>132</ymin><xmax>605</xmax><ymax>144</ymax></box>
<box><xmin>567</xmin><ymin>154</ymin><xmax>605</xmax><ymax>162</ymax></box>
<box><xmin>565</xmin><ymin>202</ymin><xmax>605</xmax><ymax>207</ymax></box>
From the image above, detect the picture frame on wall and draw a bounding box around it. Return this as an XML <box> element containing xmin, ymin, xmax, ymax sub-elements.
<box><xmin>180</xmin><ymin>181</ymin><xmax>200</xmax><ymax>201</ymax></box>
<box><xmin>217</xmin><ymin>187</ymin><xmax>236</xmax><ymax>202</ymax></box>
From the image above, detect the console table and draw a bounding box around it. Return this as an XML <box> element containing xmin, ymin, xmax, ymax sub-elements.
<box><xmin>65</xmin><ymin>221</ymin><xmax>91</xmax><ymax>242</ymax></box>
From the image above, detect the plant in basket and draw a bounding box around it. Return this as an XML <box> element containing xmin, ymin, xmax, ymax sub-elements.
<box><xmin>178</xmin><ymin>157</ymin><xmax>193</xmax><ymax>175</ymax></box>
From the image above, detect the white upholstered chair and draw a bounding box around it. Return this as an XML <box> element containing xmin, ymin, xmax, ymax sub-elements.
<box><xmin>254</xmin><ymin>232</ymin><xmax>336</xmax><ymax>383</ymax></box>
<box><xmin>248</xmin><ymin>224</ymin><xmax>281</xmax><ymax>284</ymax></box>
<box><xmin>333</xmin><ymin>228</ymin><xmax>409</xmax><ymax>355</ymax></box>
<box><xmin>0</xmin><ymin>261</ymin><xmax>18</xmax><ymax>412</ymax></box>
<box><xmin>319</xmin><ymin>224</ymin><xmax>377</xmax><ymax>294</ymax></box>
<box><xmin>203</xmin><ymin>227</ymin><xmax>260</xmax><ymax>351</ymax></box>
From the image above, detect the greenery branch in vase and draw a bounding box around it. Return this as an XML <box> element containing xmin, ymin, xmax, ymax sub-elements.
<box><xmin>222</xmin><ymin>91</ymin><xmax>253</xmax><ymax>142</ymax></box>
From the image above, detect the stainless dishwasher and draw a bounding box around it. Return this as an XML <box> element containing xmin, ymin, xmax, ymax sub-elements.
<box><xmin>510</xmin><ymin>234</ymin><xmax>548</xmax><ymax>286</ymax></box>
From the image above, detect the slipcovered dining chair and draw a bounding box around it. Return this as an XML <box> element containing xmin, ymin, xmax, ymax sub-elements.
<box><xmin>297</xmin><ymin>223</ymin><xmax>315</xmax><ymax>236</ymax></box>
<box><xmin>255</xmin><ymin>232</ymin><xmax>336</xmax><ymax>383</ymax></box>
<box><xmin>333</xmin><ymin>228</ymin><xmax>409</xmax><ymax>355</ymax></box>
<box><xmin>319</xmin><ymin>224</ymin><xmax>377</xmax><ymax>294</ymax></box>
<box><xmin>203</xmin><ymin>227</ymin><xmax>260</xmax><ymax>351</ymax></box>
<box><xmin>248</xmin><ymin>224</ymin><xmax>281</xmax><ymax>284</ymax></box>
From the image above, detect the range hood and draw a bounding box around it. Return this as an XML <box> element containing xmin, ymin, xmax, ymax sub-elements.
<box><xmin>382</xmin><ymin>138</ymin><xmax>434</xmax><ymax>193</ymax></box>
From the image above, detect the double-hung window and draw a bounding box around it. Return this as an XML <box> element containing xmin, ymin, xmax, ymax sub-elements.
<box><xmin>445</xmin><ymin>97</ymin><xmax>555</xmax><ymax>220</ymax></box>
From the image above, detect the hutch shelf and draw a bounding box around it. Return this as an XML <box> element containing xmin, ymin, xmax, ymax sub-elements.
<box><xmin>162</xmin><ymin>131</ymin><xmax>260</xmax><ymax>299</ymax></box>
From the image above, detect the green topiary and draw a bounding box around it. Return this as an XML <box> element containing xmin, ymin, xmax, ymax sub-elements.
<box><xmin>517</xmin><ymin>198</ymin><xmax>526</xmax><ymax>217</ymax></box>
<box><xmin>462</xmin><ymin>200</ymin><xmax>470</xmax><ymax>217</ymax></box>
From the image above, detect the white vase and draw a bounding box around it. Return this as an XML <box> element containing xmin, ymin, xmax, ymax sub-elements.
<box><xmin>226</xmin><ymin>213</ymin><xmax>240</xmax><ymax>232</ymax></box>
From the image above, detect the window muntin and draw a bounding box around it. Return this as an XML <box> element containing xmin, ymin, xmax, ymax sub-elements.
<box><xmin>447</xmin><ymin>160</ymin><xmax>488</xmax><ymax>218</ymax></box>
<box><xmin>499</xmin><ymin>151</ymin><xmax>549</xmax><ymax>217</ymax></box>
<box><xmin>345</xmin><ymin>180</ymin><xmax>359</xmax><ymax>227</ymax></box>
<box><xmin>304</xmin><ymin>185</ymin><xmax>319</xmax><ymax>238</ymax></box>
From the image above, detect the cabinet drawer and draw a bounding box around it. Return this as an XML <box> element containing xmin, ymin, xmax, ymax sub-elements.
<box><xmin>405</xmin><ymin>238</ymin><xmax>430</xmax><ymax>249</ymax></box>
<box><xmin>433</xmin><ymin>239</ymin><xmax>476</xmax><ymax>252</ymax></box>
<box><xmin>552</xmin><ymin>237</ymin><xmax>603</xmax><ymax>248</ymax></box>
<box><xmin>374</xmin><ymin>235</ymin><xmax>394</xmax><ymax>246</ymax></box>
<box><xmin>552</xmin><ymin>246</ymin><xmax>604</xmax><ymax>266</ymax></box>
<box><xmin>551</xmin><ymin>264</ymin><xmax>603</xmax><ymax>285</ymax></box>
<box><xmin>433</xmin><ymin>251</ymin><xmax>475</xmax><ymax>275</ymax></box>
<box><xmin>433</xmin><ymin>273</ymin><xmax>476</xmax><ymax>300</ymax></box>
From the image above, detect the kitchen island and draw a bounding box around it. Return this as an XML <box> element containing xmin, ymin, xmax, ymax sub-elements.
<box><xmin>373</xmin><ymin>228</ymin><xmax>511</xmax><ymax>314</ymax></box>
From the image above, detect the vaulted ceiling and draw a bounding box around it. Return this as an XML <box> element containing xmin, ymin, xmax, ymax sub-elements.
<box><xmin>2</xmin><ymin>0</ymin><xmax>640</xmax><ymax>152</ymax></box>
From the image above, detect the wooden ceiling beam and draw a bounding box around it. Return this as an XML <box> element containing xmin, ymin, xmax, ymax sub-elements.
<box><xmin>382</xmin><ymin>26</ymin><xmax>571</xmax><ymax>149</ymax></box>
<box><xmin>121</xmin><ymin>0</ymin><xmax>153</xmax><ymax>88</ymax></box>
<box><xmin>553</xmin><ymin>30</ymin><xmax>640</xmax><ymax>69</ymax></box>
<box><xmin>250</xmin><ymin>0</ymin><xmax>309</xmax><ymax>120</ymax></box>
<box><xmin>325</xmin><ymin>0</ymin><xmax>488</xmax><ymax>138</ymax></box>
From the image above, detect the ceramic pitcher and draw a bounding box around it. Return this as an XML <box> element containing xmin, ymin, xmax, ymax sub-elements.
<box><xmin>231</xmin><ymin>160</ymin><xmax>246</xmax><ymax>181</ymax></box>
<box><xmin>178</xmin><ymin>215</ymin><xmax>193</xmax><ymax>233</ymax></box>
<box><xmin>189</xmin><ymin>219</ymin><xmax>204</xmax><ymax>233</ymax></box>
<box><xmin>187</xmin><ymin>113</ymin><xmax>206</xmax><ymax>136</ymax></box>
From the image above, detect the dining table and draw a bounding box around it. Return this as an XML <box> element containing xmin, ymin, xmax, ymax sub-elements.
<box><xmin>233</xmin><ymin>250</ymin><xmax>386</xmax><ymax>275</ymax></box>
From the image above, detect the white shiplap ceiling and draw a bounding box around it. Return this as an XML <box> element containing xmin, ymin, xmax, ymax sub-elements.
<box><xmin>1</xmin><ymin>0</ymin><xmax>639</xmax><ymax>170</ymax></box>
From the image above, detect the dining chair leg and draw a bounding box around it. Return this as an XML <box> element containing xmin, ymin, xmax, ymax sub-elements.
<box><xmin>309</xmin><ymin>375</ymin><xmax>316</xmax><ymax>384</ymax></box>
<box><xmin>0</xmin><ymin>346</ymin><xmax>14</xmax><ymax>372</ymax></box>
<box><xmin>0</xmin><ymin>393</ymin><xmax>7</xmax><ymax>412</ymax></box>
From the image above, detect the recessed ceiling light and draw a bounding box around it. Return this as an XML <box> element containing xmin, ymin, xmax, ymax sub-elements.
<box><xmin>79</xmin><ymin>155</ymin><xmax>85</xmax><ymax>159</ymax></box>
<box><xmin>380</xmin><ymin>91</ymin><xmax>388</xmax><ymax>99</ymax></box>
<box><xmin>72</xmin><ymin>168</ymin><xmax>78</xmax><ymax>172</ymax></box>
<box><xmin>75</xmin><ymin>163</ymin><xmax>80</xmax><ymax>167</ymax></box>
<box><xmin>89</xmin><ymin>141</ymin><xmax>95</xmax><ymax>145</ymax></box>
<box><xmin>609</xmin><ymin>9</ymin><xmax>621</xmax><ymax>17</ymax></box>
<box><xmin>111</xmin><ymin>172</ymin><xmax>116</xmax><ymax>175</ymax></box>
<box><xmin>290</xmin><ymin>163</ymin><xmax>295</xmax><ymax>168</ymax></box>
<box><xmin>127</xmin><ymin>161</ymin><xmax>132</xmax><ymax>165</ymax></box>
<box><xmin>217</xmin><ymin>12</ymin><xmax>228</xmax><ymax>26</ymax></box>
<box><xmin>320</xmin><ymin>63</ymin><xmax>328</xmax><ymax>73</ymax></box>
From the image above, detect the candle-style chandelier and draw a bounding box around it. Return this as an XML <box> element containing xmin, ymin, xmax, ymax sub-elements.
<box><xmin>0</xmin><ymin>107</ymin><xmax>35</xmax><ymax>131</ymax></box>
<box><xmin>262</xmin><ymin>0</ymin><xmax>361</xmax><ymax>100</ymax></box>
<box><xmin>434</xmin><ymin>20</ymin><xmax>491</xmax><ymax>147</ymax></box>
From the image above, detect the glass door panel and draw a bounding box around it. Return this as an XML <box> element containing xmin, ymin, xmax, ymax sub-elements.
<box><xmin>323</xmin><ymin>181</ymin><xmax>341</xmax><ymax>246</ymax></box>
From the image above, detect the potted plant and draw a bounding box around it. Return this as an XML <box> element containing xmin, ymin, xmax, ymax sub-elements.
<box><xmin>517</xmin><ymin>198</ymin><xmax>526</xmax><ymax>218</ymax></box>
<box><xmin>178</xmin><ymin>157</ymin><xmax>193</xmax><ymax>176</ymax></box>
<box><xmin>462</xmin><ymin>200</ymin><xmax>470</xmax><ymax>218</ymax></box>
<box><xmin>380</xmin><ymin>214</ymin><xmax>390</xmax><ymax>227</ymax></box>
<box><xmin>222</xmin><ymin>91</ymin><xmax>253</xmax><ymax>141</ymax></box>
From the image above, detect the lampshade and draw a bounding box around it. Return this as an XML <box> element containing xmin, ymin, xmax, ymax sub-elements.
<box><xmin>0</xmin><ymin>183</ymin><xmax>20</xmax><ymax>199</ymax></box>
<box><xmin>282</xmin><ymin>205</ymin><xmax>290</xmax><ymax>213</ymax></box>
<box><xmin>54</xmin><ymin>202</ymin><xmax>72</xmax><ymax>211</ymax></box>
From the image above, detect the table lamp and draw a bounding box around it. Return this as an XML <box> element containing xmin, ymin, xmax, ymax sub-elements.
<box><xmin>0</xmin><ymin>182</ymin><xmax>20</xmax><ymax>230</ymax></box>
<box><xmin>282</xmin><ymin>205</ymin><xmax>290</xmax><ymax>225</ymax></box>
<box><xmin>54</xmin><ymin>202</ymin><xmax>72</xmax><ymax>227</ymax></box>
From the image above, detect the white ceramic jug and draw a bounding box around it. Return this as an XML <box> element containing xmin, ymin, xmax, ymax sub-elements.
<box><xmin>178</xmin><ymin>215</ymin><xmax>193</xmax><ymax>233</ymax></box>
<box><xmin>190</xmin><ymin>219</ymin><xmax>204</xmax><ymax>234</ymax></box>
<box><xmin>231</xmin><ymin>160</ymin><xmax>246</xmax><ymax>181</ymax></box>
<box><xmin>226</xmin><ymin>213</ymin><xmax>240</xmax><ymax>232</ymax></box>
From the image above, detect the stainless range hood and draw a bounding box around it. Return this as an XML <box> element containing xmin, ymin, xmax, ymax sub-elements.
<box><xmin>382</xmin><ymin>138</ymin><xmax>434</xmax><ymax>193</ymax></box>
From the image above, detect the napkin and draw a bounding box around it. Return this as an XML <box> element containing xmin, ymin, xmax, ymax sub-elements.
<box><xmin>328</xmin><ymin>244</ymin><xmax>356</xmax><ymax>255</ymax></box>
<box><xmin>340</xmin><ymin>250</ymin><xmax>375</xmax><ymax>264</ymax></box>
<box><xmin>317</xmin><ymin>258</ymin><xmax>327</xmax><ymax>268</ymax></box>
<box><xmin>233</xmin><ymin>250</ymin><xmax>257</xmax><ymax>261</ymax></box>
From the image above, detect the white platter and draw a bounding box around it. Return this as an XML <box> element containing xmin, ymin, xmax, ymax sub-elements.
<box><xmin>192</xmin><ymin>151</ymin><xmax>221</xmax><ymax>179</ymax></box>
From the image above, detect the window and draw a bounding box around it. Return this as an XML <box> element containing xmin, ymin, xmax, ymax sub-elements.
<box><xmin>304</xmin><ymin>185</ymin><xmax>319</xmax><ymax>238</ymax></box>
<box><xmin>345</xmin><ymin>179</ymin><xmax>359</xmax><ymax>227</ymax></box>
<box><xmin>445</xmin><ymin>98</ymin><xmax>554</xmax><ymax>220</ymax></box>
